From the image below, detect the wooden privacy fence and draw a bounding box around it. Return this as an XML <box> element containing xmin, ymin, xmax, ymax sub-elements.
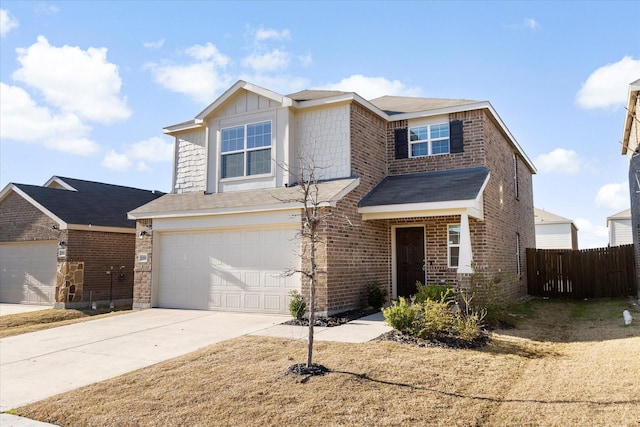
<box><xmin>526</xmin><ymin>245</ymin><xmax>637</xmax><ymax>298</ymax></box>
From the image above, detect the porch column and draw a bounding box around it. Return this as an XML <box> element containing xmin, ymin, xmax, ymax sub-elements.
<box><xmin>457</xmin><ymin>212</ymin><xmax>473</xmax><ymax>274</ymax></box>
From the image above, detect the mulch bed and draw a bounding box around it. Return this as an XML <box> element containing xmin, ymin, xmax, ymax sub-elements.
<box><xmin>282</xmin><ymin>308</ymin><xmax>379</xmax><ymax>327</ymax></box>
<box><xmin>377</xmin><ymin>329</ymin><xmax>490</xmax><ymax>349</ymax></box>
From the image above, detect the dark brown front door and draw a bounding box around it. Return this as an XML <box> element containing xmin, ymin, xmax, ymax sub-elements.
<box><xmin>396</xmin><ymin>227</ymin><xmax>425</xmax><ymax>298</ymax></box>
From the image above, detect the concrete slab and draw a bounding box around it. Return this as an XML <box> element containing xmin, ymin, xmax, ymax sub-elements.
<box><xmin>251</xmin><ymin>312</ymin><xmax>392</xmax><ymax>343</ymax></box>
<box><xmin>0</xmin><ymin>304</ymin><xmax>52</xmax><ymax>317</ymax></box>
<box><xmin>0</xmin><ymin>413</ymin><xmax>58</xmax><ymax>426</ymax></box>
<box><xmin>0</xmin><ymin>309</ymin><xmax>288</xmax><ymax>412</ymax></box>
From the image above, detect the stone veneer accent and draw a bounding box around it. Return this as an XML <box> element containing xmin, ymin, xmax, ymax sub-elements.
<box><xmin>133</xmin><ymin>219</ymin><xmax>153</xmax><ymax>309</ymax></box>
<box><xmin>56</xmin><ymin>261</ymin><xmax>84</xmax><ymax>303</ymax></box>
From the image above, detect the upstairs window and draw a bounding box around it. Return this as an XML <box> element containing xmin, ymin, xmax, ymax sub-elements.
<box><xmin>513</xmin><ymin>153</ymin><xmax>520</xmax><ymax>200</ymax></box>
<box><xmin>221</xmin><ymin>121</ymin><xmax>272</xmax><ymax>179</ymax></box>
<box><xmin>409</xmin><ymin>123</ymin><xmax>450</xmax><ymax>157</ymax></box>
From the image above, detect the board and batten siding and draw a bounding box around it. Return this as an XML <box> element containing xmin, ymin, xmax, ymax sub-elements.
<box><xmin>535</xmin><ymin>223</ymin><xmax>574</xmax><ymax>250</ymax></box>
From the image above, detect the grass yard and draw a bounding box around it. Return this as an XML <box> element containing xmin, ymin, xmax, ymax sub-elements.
<box><xmin>0</xmin><ymin>307</ymin><xmax>131</xmax><ymax>338</ymax></box>
<box><xmin>12</xmin><ymin>298</ymin><xmax>640</xmax><ymax>426</ymax></box>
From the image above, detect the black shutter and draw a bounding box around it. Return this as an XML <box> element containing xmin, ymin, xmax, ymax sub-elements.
<box><xmin>450</xmin><ymin>120</ymin><xmax>464</xmax><ymax>153</ymax></box>
<box><xmin>394</xmin><ymin>128</ymin><xmax>408</xmax><ymax>159</ymax></box>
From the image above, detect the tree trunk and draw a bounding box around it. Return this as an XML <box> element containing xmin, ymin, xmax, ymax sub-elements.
<box><xmin>307</xmin><ymin>230</ymin><xmax>316</xmax><ymax>368</ymax></box>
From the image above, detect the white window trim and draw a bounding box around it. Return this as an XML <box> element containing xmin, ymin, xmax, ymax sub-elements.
<box><xmin>516</xmin><ymin>232</ymin><xmax>521</xmax><ymax>276</ymax></box>
<box><xmin>409</xmin><ymin>122</ymin><xmax>450</xmax><ymax>158</ymax></box>
<box><xmin>220</xmin><ymin>120</ymin><xmax>273</xmax><ymax>180</ymax></box>
<box><xmin>513</xmin><ymin>153</ymin><xmax>520</xmax><ymax>200</ymax></box>
<box><xmin>448</xmin><ymin>223</ymin><xmax>460</xmax><ymax>268</ymax></box>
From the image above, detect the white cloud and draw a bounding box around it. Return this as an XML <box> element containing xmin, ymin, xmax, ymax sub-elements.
<box><xmin>576</xmin><ymin>56</ymin><xmax>640</xmax><ymax>110</ymax></box>
<box><xmin>242</xmin><ymin>49</ymin><xmax>290</xmax><ymax>73</ymax></box>
<box><xmin>524</xmin><ymin>18</ymin><xmax>539</xmax><ymax>30</ymax></box>
<box><xmin>102</xmin><ymin>149</ymin><xmax>132</xmax><ymax>171</ymax></box>
<box><xmin>595</xmin><ymin>181</ymin><xmax>629</xmax><ymax>210</ymax></box>
<box><xmin>147</xmin><ymin>42</ymin><xmax>232</xmax><ymax>104</ymax></box>
<box><xmin>143</xmin><ymin>39</ymin><xmax>165</xmax><ymax>49</ymax></box>
<box><xmin>0</xmin><ymin>82</ymin><xmax>100</xmax><ymax>156</ymax></box>
<box><xmin>254</xmin><ymin>28</ymin><xmax>290</xmax><ymax>42</ymax></box>
<box><xmin>574</xmin><ymin>218</ymin><xmax>609</xmax><ymax>249</ymax></box>
<box><xmin>534</xmin><ymin>148</ymin><xmax>584</xmax><ymax>174</ymax></box>
<box><xmin>12</xmin><ymin>36</ymin><xmax>131</xmax><ymax>123</ymax></box>
<box><xmin>0</xmin><ymin>9</ymin><xmax>18</xmax><ymax>36</ymax></box>
<box><xmin>101</xmin><ymin>137</ymin><xmax>173</xmax><ymax>172</ymax></box>
<box><xmin>298</xmin><ymin>53</ymin><xmax>313</xmax><ymax>67</ymax></box>
<box><xmin>320</xmin><ymin>75</ymin><xmax>423</xmax><ymax>99</ymax></box>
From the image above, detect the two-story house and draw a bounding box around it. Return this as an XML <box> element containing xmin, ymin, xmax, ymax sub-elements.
<box><xmin>129</xmin><ymin>80</ymin><xmax>536</xmax><ymax>315</ymax></box>
<box><xmin>621</xmin><ymin>78</ymin><xmax>639</xmax><ymax>294</ymax></box>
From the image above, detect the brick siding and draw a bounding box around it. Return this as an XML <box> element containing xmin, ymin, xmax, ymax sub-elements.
<box><xmin>1</xmin><ymin>191</ymin><xmax>136</xmax><ymax>307</ymax></box>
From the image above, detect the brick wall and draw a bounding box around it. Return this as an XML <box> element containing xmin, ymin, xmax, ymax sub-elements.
<box><xmin>0</xmin><ymin>191</ymin><xmax>137</xmax><ymax>306</ymax></box>
<box><xmin>65</xmin><ymin>229</ymin><xmax>135</xmax><ymax>305</ymax></box>
<box><xmin>0</xmin><ymin>192</ymin><xmax>65</xmax><ymax>242</ymax></box>
<box><xmin>630</xmin><ymin>155</ymin><xmax>640</xmax><ymax>297</ymax></box>
<box><xmin>133</xmin><ymin>219</ymin><xmax>153</xmax><ymax>309</ymax></box>
<box><xmin>315</xmin><ymin>102</ymin><xmax>389</xmax><ymax>314</ymax></box>
<box><xmin>472</xmin><ymin>112</ymin><xmax>535</xmax><ymax>297</ymax></box>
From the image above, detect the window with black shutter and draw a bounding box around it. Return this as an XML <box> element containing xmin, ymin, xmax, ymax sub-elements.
<box><xmin>394</xmin><ymin>128</ymin><xmax>408</xmax><ymax>159</ymax></box>
<box><xmin>450</xmin><ymin>120</ymin><xmax>464</xmax><ymax>153</ymax></box>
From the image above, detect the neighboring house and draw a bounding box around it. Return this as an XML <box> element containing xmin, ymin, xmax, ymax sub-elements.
<box><xmin>0</xmin><ymin>177</ymin><xmax>162</xmax><ymax>307</ymax></box>
<box><xmin>534</xmin><ymin>208</ymin><xmax>578</xmax><ymax>250</ymax></box>
<box><xmin>607</xmin><ymin>208</ymin><xmax>632</xmax><ymax>247</ymax></box>
<box><xmin>129</xmin><ymin>80</ymin><xmax>536</xmax><ymax>315</ymax></box>
<box><xmin>621</xmin><ymin>78</ymin><xmax>640</xmax><ymax>294</ymax></box>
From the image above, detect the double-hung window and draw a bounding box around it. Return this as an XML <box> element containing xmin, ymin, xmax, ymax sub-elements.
<box><xmin>409</xmin><ymin>123</ymin><xmax>450</xmax><ymax>157</ymax></box>
<box><xmin>448</xmin><ymin>224</ymin><xmax>460</xmax><ymax>268</ymax></box>
<box><xmin>221</xmin><ymin>121</ymin><xmax>272</xmax><ymax>179</ymax></box>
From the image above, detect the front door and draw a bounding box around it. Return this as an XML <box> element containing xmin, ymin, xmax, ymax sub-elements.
<box><xmin>395</xmin><ymin>227</ymin><xmax>425</xmax><ymax>298</ymax></box>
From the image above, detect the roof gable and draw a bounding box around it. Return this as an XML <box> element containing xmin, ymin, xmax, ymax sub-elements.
<box><xmin>1</xmin><ymin>177</ymin><xmax>163</xmax><ymax>229</ymax></box>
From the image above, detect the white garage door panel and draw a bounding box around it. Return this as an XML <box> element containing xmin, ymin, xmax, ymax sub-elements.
<box><xmin>0</xmin><ymin>242</ymin><xmax>57</xmax><ymax>304</ymax></box>
<box><xmin>157</xmin><ymin>228</ymin><xmax>300</xmax><ymax>313</ymax></box>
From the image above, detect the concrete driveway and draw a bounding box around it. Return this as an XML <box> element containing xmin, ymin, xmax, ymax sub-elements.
<box><xmin>0</xmin><ymin>309</ymin><xmax>289</xmax><ymax>412</ymax></box>
<box><xmin>0</xmin><ymin>304</ymin><xmax>53</xmax><ymax>316</ymax></box>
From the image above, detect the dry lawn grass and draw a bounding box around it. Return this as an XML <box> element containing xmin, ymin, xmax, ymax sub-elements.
<box><xmin>0</xmin><ymin>307</ymin><xmax>131</xmax><ymax>338</ymax></box>
<box><xmin>15</xmin><ymin>299</ymin><xmax>640</xmax><ymax>427</ymax></box>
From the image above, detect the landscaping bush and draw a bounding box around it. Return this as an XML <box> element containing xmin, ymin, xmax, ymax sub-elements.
<box><xmin>288</xmin><ymin>290</ymin><xmax>306</xmax><ymax>319</ymax></box>
<box><xmin>367</xmin><ymin>283</ymin><xmax>388</xmax><ymax>310</ymax></box>
<box><xmin>468</xmin><ymin>271</ymin><xmax>514</xmax><ymax>327</ymax></box>
<box><xmin>414</xmin><ymin>281</ymin><xmax>456</xmax><ymax>305</ymax></box>
<box><xmin>382</xmin><ymin>297</ymin><xmax>419</xmax><ymax>331</ymax></box>
<box><xmin>414</xmin><ymin>299</ymin><xmax>453</xmax><ymax>339</ymax></box>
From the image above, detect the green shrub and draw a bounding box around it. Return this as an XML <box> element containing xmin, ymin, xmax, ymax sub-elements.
<box><xmin>414</xmin><ymin>299</ymin><xmax>453</xmax><ymax>339</ymax></box>
<box><xmin>288</xmin><ymin>290</ymin><xmax>306</xmax><ymax>319</ymax></box>
<box><xmin>414</xmin><ymin>281</ymin><xmax>456</xmax><ymax>305</ymax></box>
<box><xmin>468</xmin><ymin>273</ymin><xmax>514</xmax><ymax>326</ymax></box>
<box><xmin>367</xmin><ymin>283</ymin><xmax>388</xmax><ymax>310</ymax></box>
<box><xmin>382</xmin><ymin>297</ymin><xmax>419</xmax><ymax>331</ymax></box>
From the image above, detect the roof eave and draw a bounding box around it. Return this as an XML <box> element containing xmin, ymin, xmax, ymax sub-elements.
<box><xmin>0</xmin><ymin>184</ymin><xmax>68</xmax><ymax>228</ymax></box>
<box><xmin>194</xmin><ymin>80</ymin><xmax>291</xmax><ymax>121</ymax></box>
<box><xmin>621</xmin><ymin>83</ymin><xmax>640</xmax><ymax>155</ymax></box>
<box><xmin>294</xmin><ymin>93</ymin><xmax>388</xmax><ymax>120</ymax></box>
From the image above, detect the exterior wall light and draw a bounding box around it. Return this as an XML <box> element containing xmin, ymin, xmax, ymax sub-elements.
<box><xmin>139</xmin><ymin>230</ymin><xmax>148</xmax><ymax>239</ymax></box>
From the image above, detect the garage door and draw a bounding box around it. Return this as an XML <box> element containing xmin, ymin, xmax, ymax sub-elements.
<box><xmin>0</xmin><ymin>241</ymin><xmax>57</xmax><ymax>304</ymax></box>
<box><xmin>156</xmin><ymin>228</ymin><xmax>300</xmax><ymax>313</ymax></box>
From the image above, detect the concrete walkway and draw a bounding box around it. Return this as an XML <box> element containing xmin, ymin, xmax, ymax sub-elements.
<box><xmin>0</xmin><ymin>308</ymin><xmax>391</xmax><ymax>426</ymax></box>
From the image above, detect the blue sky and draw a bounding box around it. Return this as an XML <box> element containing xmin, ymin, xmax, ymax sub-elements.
<box><xmin>1</xmin><ymin>1</ymin><xmax>639</xmax><ymax>248</ymax></box>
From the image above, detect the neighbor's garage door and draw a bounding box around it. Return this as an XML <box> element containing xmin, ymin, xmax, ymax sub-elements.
<box><xmin>0</xmin><ymin>241</ymin><xmax>57</xmax><ymax>304</ymax></box>
<box><xmin>156</xmin><ymin>228</ymin><xmax>300</xmax><ymax>313</ymax></box>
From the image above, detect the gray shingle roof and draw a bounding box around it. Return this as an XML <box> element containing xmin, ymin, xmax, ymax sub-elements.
<box><xmin>359</xmin><ymin>167</ymin><xmax>489</xmax><ymax>207</ymax></box>
<box><xmin>13</xmin><ymin>177</ymin><xmax>163</xmax><ymax>228</ymax></box>
<box><xmin>286</xmin><ymin>89</ymin><xmax>351</xmax><ymax>102</ymax></box>
<box><xmin>129</xmin><ymin>178</ymin><xmax>359</xmax><ymax>218</ymax></box>
<box><xmin>368</xmin><ymin>95</ymin><xmax>480</xmax><ymax>115</ymax></box>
